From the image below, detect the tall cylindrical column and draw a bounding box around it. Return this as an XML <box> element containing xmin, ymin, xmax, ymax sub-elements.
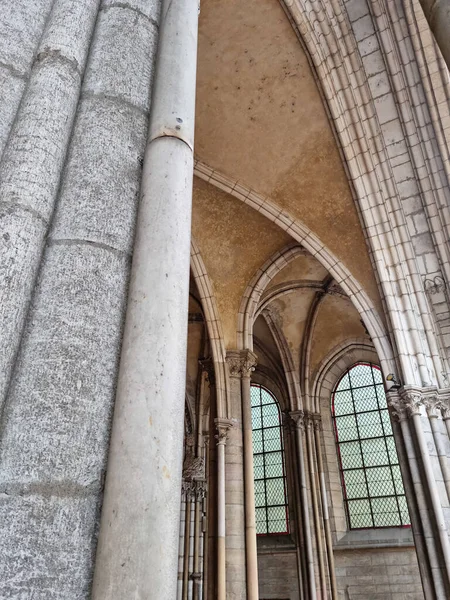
<box><xmin>305</xmin><ymin>415</ymin><xmax>327</xmax><ymax>600</ymax></box>
<box><xmin>240</xmin><ymin>351</ymin><xmax>259</xmax><ymax>600</ymax></box>
<box><xmin>388</xmin><ymin>389</ymin><xmax>450</xmax><ymax>598</ymax></box>
<box><xmin>291</xmin><ymin>411</ymin><xmax>317</xmax><ymax>600</ymax></box>
<box><xmin>214</xmin><ymin>418</ymin><xmax>233</xmax><ymax>600</ymax></box>
<box><xmin>91</xmin><ymin>1</ymin><xmax>199</xmax><ymax>598</ymax></box>
<box><xmin>0</xmin><ymin>0</ymin><xmax>100</xmax><ymax>410</ymax></box>
<box><xmin>225</xmin><ymin>351</ymin><xmax>250</xmax><ymax>599</ymax></box>
<box><xmin>314</xmin><ymin>415</ymin><xmax>337</xmax><ymax>600</ymax></box>
<box><xmin>184</xmin><ymin>487</ymin><xmax>193</xmax><ymax>600</ymax></box>
<box><xmin>0</xmin><ymin>0</ymin><xmax>54</xmax><ymax>157</ymax></box>
<box><xmin>0</xmin><ymin>2</ymin><xmax>161</xmax><ymax>598</ymax></box>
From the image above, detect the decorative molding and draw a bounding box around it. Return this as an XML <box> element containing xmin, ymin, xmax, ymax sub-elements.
<box><xmin>423</xmin><ymin>276</ymin><xmax>446</xmax><ymax>296</ymax></box>
<box><xmin>289</xmin><ymin>410</ymin><xmax>305</xmax><ymax>431</ymax></box>
<box><xmin>182</xmin><ymin>479</ymin><xmax>196</xmax><ymax>501</ymax></box>
<box><xmin>225</xmin><ymin>349</ymin><xmax>257</xmax><ymax>379</ymax></box>
<box><xmin>183</xmin><ymin>452</ymin><xmax>205</xmax><ymax>480</ymax></box>
<box><xmin>214</xmin><ymin>417</ymin><xmax>234</xmax><ymax>445</ymax></box>
<box><xmin>387</xmin><ymin>386</ymin><xmax>450</xmax><ymax>420</ymax></box>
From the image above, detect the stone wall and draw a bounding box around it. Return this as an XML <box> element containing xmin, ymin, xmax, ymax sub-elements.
<box><xmin>258</xmin><ymin>548</ymin><xmax>300</xmax><ymax>600</ymax></box>
<box><xmin>334</xmin><ymin>547</ymin><xmax>424</xmax><ymax>600</ymax></box>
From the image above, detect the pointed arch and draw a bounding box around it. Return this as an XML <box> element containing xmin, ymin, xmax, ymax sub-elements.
<box><xmin>190</xmin><ymin>237</ymin><xmax>229</xmax><ymax>417</ymax></box>
<box><xmin>194</xmin><ymin>161</ymin><xmax>396</xmax><ymax>378</ymax></box>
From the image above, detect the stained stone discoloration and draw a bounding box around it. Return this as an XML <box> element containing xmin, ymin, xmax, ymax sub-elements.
<box><xmin>101</xmin><ymin>0</ymin><xmax>161</xmax><ymax>22</ymax></box>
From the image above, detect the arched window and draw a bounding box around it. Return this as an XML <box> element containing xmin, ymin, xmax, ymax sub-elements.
<box><xmin>332</xmin><ymin>363</ymin><xmax>410</xmax><ymax>529</ymax></box>
<box><xmin>251</xmin><ymin>384</ymin><xmax>289</xmax><ymax>535</ymax></box>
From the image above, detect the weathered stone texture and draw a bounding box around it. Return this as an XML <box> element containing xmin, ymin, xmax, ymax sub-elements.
<box><xmin>50</xmin><ymin>98</ymin><xmax>148</xmax><ymax>253</ymax></box>
<box><xmin>258</xmin><ymin>550</ymin><xmax>300</xmax><ymax>600</ymax></box>
<box><xmin>0</xmin><ymin>494</ymin><xmax>99</xmax><ymax>600</ymax></box>
<box><xmin>334</xmin><ymin>548</ymin><xmax>424</xmax><ymax>600</ymax></box>
<box><xmin>0</xmin><ymin>246</ymin><xmax>129</xmax><ymax>484</ymax></box>
<box><xmin>0</xmin><ymin>0</ymin><xmax>53</xmax><ymax>156</ymax></box>
<box><xmin>0</xmin><ymin>0</ymin><xmax>161</xmax><ymax>597</ymax></box>
<box><xmin>0</xmin><ymin>0</ymin><xmax>100</xmax><ymax>411</ymax></box>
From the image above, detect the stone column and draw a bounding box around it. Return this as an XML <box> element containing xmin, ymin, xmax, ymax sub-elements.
<box><xmin>0</xmin><ymin>0</ymin><xmax>100</xmax><ymax>409</ymax></box>
<box><xmin>183</xmin><ymin>481</ymin><xmax>194</xmax><ymax>600</ymax></box>
<box><xmin>388</xmin><ymin>387</ymin><xmax>450</xmax><ymax>598</ymax></box>
<box><xmin>313</xmin><ymin>414</ymin><xmax>338</xmax><ymax>600</ymax></box>
<box><xmin>237</xmin><ymin>350</ymin><xmax>259</xmax><ymax>600</ymax></box>
<box><xmin>304</xmin><ymin>413</ymin><xmax>327</xmax><ymax>600</ymax></box>
<box><xmin>192</xmin><ymin>480</ymin><xmax>206</xmax><ymax>600</ymax></box>
<box><xmin>91</xmin><ymin>0</ymin><xmax>199</xmax><ymax>598</ymax></box>
<box><xmin>225</xmin><ymin>349</ymin><xmax>258</xmax><ymax>600</ymax></box>
<box><xmin>0</xmin><ymin>0</ymin><xmax>54</xmax><ymax>156</ymax></box>
<box><xmin>290</xmin><ymin>411</ymin><xmax>317</xmax><ymax>600</ymax></box>
<box><xmin>214</xmin><ymin>418</ymin><xmax>234</xmax><ymax>600</ymax></box>
<box><xmin>0</xmin><ymin>2</ymin><xmax>161</xmax><ymax>598</ymax></box>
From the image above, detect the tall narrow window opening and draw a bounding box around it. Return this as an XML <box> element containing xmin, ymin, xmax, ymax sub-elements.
<box><xmin>251</xmin><ymin>383</ymin><xmax>289</xmax><ymax>535</ymax></box>
<box><xmin>332</xmin><ymin>363</ymin><xmax>410</xmax><ymax>529</ymax></box>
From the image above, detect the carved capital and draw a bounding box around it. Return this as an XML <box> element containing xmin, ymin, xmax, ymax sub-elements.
<box><xmin>387</xmin><ymin>392</ymin><xmax>408</xmax><ymax>421</ymax></box>
<box><xmin>182</xmin><ymin>479</ymin><xmax>196</xmax><ymax>501</ymax></box>
<box><xmin>214</xmin><ymin>417</ymin><xmax>234</xmax><ymax>445</ymax></box>
<box><xmin>400</xmin><ymin>389</ymin><xmax>424</xmax><ymax>417</ymax></box>
<box><xmin>311</xmin><ymin>412</ymin><xmax>322</xmax><ymax>431</ymax></box>
<box><xmin>226</xmin><ymin>349</ymin><xmax>257</xmax><ymax>378</ymax></box>
<box><xmin>183</xmin><ymin>453</ymin><xmax>205</xmax><ymax>480</ymax></box>
<box><xmin>194</xmin><ymin>479</ymin><xmax>207</xmax><ymax>501</ymax></box>
<box><xmin>289</xmin><ymin>410</ymin><xmax>305</xmax><ymax>431</ymax></box>
<box><xmin>440</xmin><ymin>398</ymin><xmax>450</xmax><ymax>421</ymax></box>
<box><xmin>422</xmin><ymin>394</ymin><xmax>442</xmax><ymax>419</ymax></box>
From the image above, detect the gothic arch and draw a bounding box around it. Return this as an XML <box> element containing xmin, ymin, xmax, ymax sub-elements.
<box><xmin>190</xmin><ymin>237</ymin><xmax>230</xmax><ymax>417</ymax></box>
<box><xmin>194</xmin><ymin>161</ymin><xmax>396</xmax><ymax>378</ymax></box>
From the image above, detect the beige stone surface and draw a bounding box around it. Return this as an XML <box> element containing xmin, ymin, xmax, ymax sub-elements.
<box><xmin>195</xmin><ymin>0</ymin><xmax>382</xmax><ymax>313</ymax></box>
<box><xmin>310</xmin><ymin>294</ymin><xmax>370</xmax><ymax>374</ymax></box>
<box><xmin>192</xmin><ymin>177</ymin><xmax>291</xmax><ymax>347</ymax></box>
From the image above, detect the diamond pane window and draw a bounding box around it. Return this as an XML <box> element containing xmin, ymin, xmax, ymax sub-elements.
<box><xmin>251</xmin><ymin>384</ymin><xmax>289</xmax><ymax>535</ymax></box>
<box><xmin>332</xmin><ymin>363</ymin><xmax>410</xmax><ymax>529</ymax></box>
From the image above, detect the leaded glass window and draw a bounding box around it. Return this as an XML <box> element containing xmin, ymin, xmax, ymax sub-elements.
<box><xmin>332</xmin><ymin>363</ymin><xmax>410</xmax><ymax>529</ymax></box>
<box><xmin>251</xmin><ymin>384</ymin><xmax>289</xmax><ymax>535</ymax></box>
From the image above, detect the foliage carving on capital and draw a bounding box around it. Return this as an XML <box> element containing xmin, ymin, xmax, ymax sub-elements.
<box><xmin>400</xmin><ymin>390</ymin><xmax>424</xmax><ymax>417</ymax></box>
<box><xmin>225</xmin><ymin>349</ymin><xmax>257</xmax><ymax>378</ymax></box>
<box><xmin>182</xmin><ymin>479</ymin><xmax>196</xmax><ymax>500</ymax></box>
<box><xmin>183</xmin><ymin>452</ymin><xmax>205</xmax><ymax>480</ymax></box>
<box><xmin>387</xmin><ymin>392</ymin><xmax>408</xmax><ymax>421</ymax></box>
<box><xmin>290</xmin><ymin>410</ymin><xmax>305</xmax><ymax>431</ymax></box>
<box><xmin>311</xmin><ymin>412</ymin><xmax>322</xmax><ymax>431</ymax></box>
<box><xmin>388</xmin><ymin>389</ymin><xmax>424</xmax><ymax>420</ymax></box>
<box><xmin>214</xmin><ymin>417</ymin><xmax>234</xmax><ymax>445</ymax></box>
<box><xmin>422</xmin><ymin>394</ymin><xmax>442</xmax><ymax>419</ymax></box>
<box><xmin>194</xmin><ymin>479</ymin><xmax>207</xmax><ymax>501</ymax></box>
